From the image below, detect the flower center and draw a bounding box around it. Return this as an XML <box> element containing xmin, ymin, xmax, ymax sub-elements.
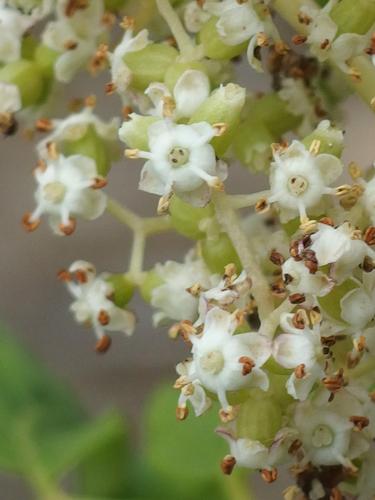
<box><xmin>287</xmin><ymin>175</ymin><xmax>309</xmax><ymax>196</ymax></box>
<box><xmin>43</xmin><ymin>181</ymin><xmax>66</xmax><ymax>204</ymax></box>
<box><xmin>200</xmin><ymin>350</ymin><xmax>224</xmax><ymax>374</ymax></box>
<box><xmin>168</xmin><ymin>147</ymin><xmax>190</xmax><ymax>167</ymax></box>
<box><xmin>311</xmin><ymin>425</ymin><xmax>333</xmax><ymax>448</ymax></box>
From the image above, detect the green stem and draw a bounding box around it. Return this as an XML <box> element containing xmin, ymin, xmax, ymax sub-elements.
<box><xmin>227</xmin><ymin>191</ymin><xmax>271</xmax><ymax>210</ymax></box>
<box><xmin>272</xmin><ymin>0</ymin><xmax>375</xmax><ymax>111</ymax></box>
<box><xmin>212</xmin><ymin>191</ymin><xmax>274</xmax><ymax>320</ymax></box>
<box><xmin>106</xmin><ymin>198</ymin><xmax>142</xmax><ymax>232</ymax></box>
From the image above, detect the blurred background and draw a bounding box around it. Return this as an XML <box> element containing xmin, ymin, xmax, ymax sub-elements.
<box><xmin>0</xmin><ymin>53</ymin><xmax>374</xmax><ymax>498</ymax></box>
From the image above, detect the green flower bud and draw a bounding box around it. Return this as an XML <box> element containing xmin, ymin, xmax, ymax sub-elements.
<box><xmin>318</xmin><ymin>278</ymin><xmax>359</xmax><ymax>322</ymax></box>
<box><xmin>62</xmin><ymin>125</ymin><xmax>115</xmax><ymax>177</ymax></box>
<box><xmin>302</xmin><ymin>121</ymin><xmax>344</xmax><ymax>158</ymax></box>
<box><xmin>139</xmin><ymin>270</ymin><xmax>164</xmax><ymax>303</ymax></box>
<box><xmin>200</xmin><ymin>233</ymin><xmax>242</xmax><ymax>274</ymax></box>
<box><xmin>189</xmin><ymin>83</ymin><xmax>246</xmax><ymax>157</ymax></box>
<box><xmin>198</xmin><ymin>17</ymin><xmax>248</xmax><ymax>60</ymax></box>
<box><xmin>33</xmin><ymin>44</ymin><xmax>59</xmax><ymax>79</ymax></box>
<box><xmin>106</xmin><ymin>274</ymin><xmax>134</xmax><ymax>307</ymax></box>
<box><xmin>233</xmin><ymin>118</ymin><xmax>274</xmax><ymax>172</ymax></box>
<box><xmin>21</xmin><ymin>35</ymin><xmax>38</xmax><ymax>60</ymax></box>
<box><xmin>118</xmin><ymin>114</ymin><xmax>159</xmax><ymax>151</ymax></box>
<box><xmin>169</xmin><ymin>195</ymin><xmax>215</xmax><ymax>240</ymax></box>
<box><xmin>124</xmin><ymin>43</ymin><xmax>178</xmax><ymax>91</ymax></box>
<box><xmin>249</xmin><ymin>93</ymin><xmax>301</xmax><ymax>138</ymax></box>
<box><xmin>164</xmin><ymin>61</ymin><xmax>208</xmax><ymax>91</ymax></box>
<box><xmin>330</xmin><ymin>0</ymin><xmax>375</xmax><ymax>36</ymax></box>
<box><xmin>0</xmin><ymin>59</ymin><xmax>45</xmax><ymax>107</ymax></box>
<box><xmin>236</xmin><ymin>392</ymin><xmax>283</xmax><ymax>445</ymax></box>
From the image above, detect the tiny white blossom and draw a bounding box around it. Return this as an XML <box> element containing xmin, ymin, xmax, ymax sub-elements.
<box><xmin>64</xmin><ymin>260</ymin><xmax>135</xmax><ymax>350</ymax></box>
<box><xmin>25</xmin><ymin>154</ymin><xmax>107</xmax><ymax>235</ymax></box>
<box><xmin>0</xmin><ymin>82</ymin><xmax>21</xmax><ymax>114</ymax></box>
<box><xmin>268</xmin><ymin>139</ymin><xmax>343</xmax><ymax>222</ymax></box>
<box><xmin>175</xmin><ymin>359</ymin><xmax>212</xmax><ymax>417</ymax></box>
<box><xmin>186</xmin><ymin>307</ymin><xmax>271</xmax><ymax>411</ymax></box>
<box><xmin>0</xmin><ymin>2</ymin><xmax>35</xmax><ymax>64</ymax></box>
<box><xmin>184</xmin><ymin>1</ymin><xmax>211</xmax><ymax>33</ymax></box>
<box><xmin>340</xmin><ymin>271</ymin><xmax>375</xmax><ymax>329</ymax></box>
<box><xmin>282</xmin><ymin>257</ymin><xmax>333</xmax><ymax>297</ymax></box>
<box><xmin>136</xmin><ymin>119</ymin><xmax>227</xmax><ymax>206</ymax></box>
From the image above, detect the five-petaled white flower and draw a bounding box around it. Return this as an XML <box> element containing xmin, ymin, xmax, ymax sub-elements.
<box><xmin>62</xmin><ymin>260</ymin><xmax>135</xmax><ymax>352</ymax></box>
<box><xmin>185</xmin><ymin>306</ymin><xmax>271</xmax><ymax>413</ymax></box>
<box><xmin>268</xmin><ymin>138</ymin><xmax>343</xmax><ymax>222</ymax></box>
<box><xmin>134</xmin><ymin>119</ymin><xmax>227</xmax><ymax>206</ymax></box>
<box><xmin>23</xmin><ymin>154</ymin><xmax>107</xmax><ymax>235</ymax></box>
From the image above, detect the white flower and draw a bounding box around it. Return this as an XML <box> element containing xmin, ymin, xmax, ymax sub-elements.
<box><xmin>340</xmin><ymin>271</ymin><xmax>375</xmax><ymax>329</ymax></box>
<box><xmin>273</xmin><ymin>313</ymin><xmax>325</xmax><ymax>400</ymax></box>
<box><xmin>268</xmin><ymin>139</ymin><xmax>343</xmax><ymax>222</ymax></box>
<box><xmin>108</xmin><ymin>27</ymin><xmax>150</xmax><ymax>98</ymax></box>
<box><xmin>145</xmin><ymin>69</ymin><xmax>210</xmax><ymax>120</ymax></box>
<box><xmin>0</xmin><ymin>82</ymin><xmax>21</xmax><ymax>114</ymax></box>
<box><xmin>24</xmin><ymin>154</ymin><xmax>107</xmax><ymax>235</ymax></box>
<box><xmin>300</xmin><ymin>1</ymin><xmax>367</xmax><ymax>75</ymax></box>
<box><xmin>282</xmin><ymin>257</ymin><xmax>333</xmax><ymax>297</ymax></box>
<box><xmin>184</xmin><ymin>1</ymin><xmax>211</xmax><ymax>33</ymax></box>
<box><xmin>175</xmin><ymin>359</ymin><xmax>211</xmax><ymax>417</ymax></box>
<box><xmin>186</xmin><ymin>307</ymin><xmax>271</xmax><ymax>411</ymax></box>
<box><xmin>136</xmin><ymin>119</ymin><xmax>227</xmax><ymax>206</ymax></box>
<box><xmin>63</xmin><ymin>260</ymin><xmax>135</xmax><ymax>350</ymax></box>
<box><xmin>0</xmin><ymin>3</ymin><xmax>35</xmax><ymax>64</ymax></box>
<box><xmin>42</xmin><ymin>0</ymin><xmax>105</xmax><ymax>83</ymax></box>
<box><xmin>151</xmin><ymin>258</ymin><xmax>214</xmax><ymax>326</ymax></box>
<box><xmin>311</xmin><ymin>222</ymin><xmax>370</xmax><ymax>282</ymax></box>
<box><xmin>205</xmin><ymin>0</ymin><xmax>279</xmax><ymax>71</ymax></box>
<box><xmin>36</xmin><ymin>106</ymin><xmax>120</xmax><ymax>160</ymax></box>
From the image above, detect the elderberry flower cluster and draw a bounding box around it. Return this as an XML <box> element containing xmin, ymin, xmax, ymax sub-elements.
<box><xmin>3</xmin><ymin>0</ymin><xmax>375</xmax><ymax>498</ymax></box>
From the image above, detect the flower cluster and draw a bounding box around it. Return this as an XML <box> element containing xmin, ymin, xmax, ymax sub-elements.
<box><xmin>4</xmin><ymin>0</ymin><xmax>375</xmax><ymax>497</ymax></box>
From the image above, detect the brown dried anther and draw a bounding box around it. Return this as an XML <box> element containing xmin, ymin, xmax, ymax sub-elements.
<box><xmin>221</xmin><ymin>455</ymin><xmax>237</xmax><ymax>475</ymax></box>
<box><xmin>59</xmin><ymin>218</ymin><xmax>76</xmax><ymax>236</ymax></box>
<box><xmin>349</xmin><ymin>415</ymin><xmax>369</xmax><ymax>431</ymax></box>
<box><xmin>95</xmin><ymin>334</ymin><xmax>111</xmax><ymax>353</ymax></box>
<box><xmin>270</xmin><ymin>249</ymin><xmax>285</xmax><ymax>266</ymax></box>
<box><xmin>0</xmin><ymin>112</ymin><xmax>18</xmax><ymax>136</ymax></box>
<box><xmin>364</xmin><ymin>226</ymin><xmax>375</xmax><ymax>246</ymax></box>
<box><xmin>289</xmin><ymin>293</ymin><xmax>306</xmax><ymax>305</ymax></box>
<box><xmin>22</xmin><ymin>213</ymin><xmax>41</xmax><ymax>232</ymax></box>
<box><xmin>239</xmin><ymin>356</ymin><xmax>255</xmax><ymax>375</ymax></box>
<box><xmin>176</xmin><ymin>405</ymin><xmax>189</xmax><ymax>421</ymax></box>
<box><xmin>261</xmin><ymin>468</ymin><xmax>278</xmax><ymax>483</ymax></box>
<box><xmin>65</xmin><ymin>0</ymin><xmax>88</xmax><ymax>17</ymax></box>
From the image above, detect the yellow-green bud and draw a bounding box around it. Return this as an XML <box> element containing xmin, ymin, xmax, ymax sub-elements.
<box><xmin>330</xmin><ymin>0</ymin><xmax>375</xmax><ymax>36</ymax></box>
<box><xmin>169</xmin><ymin>195</ymin><xmax>215</xmax><ymax>240</ymax></box>
<box><xmin>200</xmin><ymin>233</ymin><xmax>242</xmax><ymax>273</ymax></box>
<box><xmin>33</xmin><ymin>44</ymin><xmax>59</xmax><ymax>79</ymax></box>
<box><xmin>233</xmin><ymin>118</ymin><xmax>274</xmax><ymax>172</ymax></box>
<box><xmin>302</xmin><ymin>121</ymin><xmax>344</xmax><ymax>158</ymax></box>
<box><xmin>164</xmin><ymin>61</ymin><xmax>208</xmax><ymax>91</ymax></box>
<box><xmin>139</xmin><ymin>270</ymin><xmax>164</xmax><ymax>303</ymax></box>
<box><xmin>118</xmin><ymin>114</ymin><xmax>159</xmax><ymax>151</ymax></box>
<box><xmin>124</xmin><ymin>43</ymin><xmax>178</xmax><ymax>91</ymax></box>
<box><xmin>198</xmin><ymin>17</ymin><xmax>248</xmax><ymax>60</ymax></box>
<box><xmin>0</xmin><ymin>59</ymin><xmax>45</xmax><ymax>107</ymax></box>
<box><xmin>189</xmin><ymin>83</ymin><xmax>246</xmax><ymax>157</ymax></box>
<box><xmin>107</xmin><ymin>274</ymin><xmax>134</xmax><ymax>307</ymax></box>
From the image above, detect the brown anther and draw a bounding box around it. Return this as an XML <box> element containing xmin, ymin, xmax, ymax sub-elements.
<box><xmin>186</xmin><ymin>283</ymin><xmax>202</xmax><ymax>297</ymax></box>
<box><xmin>354</xmin><ymin>335</ymin><xmax>367</xmax><ymax>353</ymax></box>
<box><xmin>294</xmin><ymin>364</ymin><xmax>306</xmax><ymax>379</ymax></box>
<box><xmin>64</xmin><ymin>39</ymin><xmax>78</xmax><ymax>50</ymax></box>
<box><xmin>0</xmin><ymin>112</ymin><xmax>17</xmax><ymax>136</ymax></box>
<box><xmin>98</xmin><ymin>309</ymin><xmax>110</xmax><ymax>326</ymax></box>
<box><xmin>292</xmin><ymin>309</ymin><xmax>308</xmax><ymax>329</ymax></box>
<box><xmin>274</xmin><ymin>41</ymin><xmax>289</xmax><ymax>55</ymax></box>
<box><xmin>84</xmin><ymin>95</ymin><xmax>97</xmax><ymax>108</ymax></box>
<box><xmin>364</xmin><ymin>226</ymin><xmax>375</xmax><ymax>246</ymax></box>
<box><xmin>213</xmin><ymin>122</ymin><xmax>227</xmax><ymax>136</ymax></box>
<box><xmin>321</xmin><ymin>335</ymin><xmax>337</xmax><ymax>348</ymax></box>
<box><xmin>46</xmin><ymin>141</ymin><xmax>59</xmax><ymax>160</ymax></box>
<box><xmin>35</xmin><ymin>118</ymin><xmax>53</xmax><ymax>132</ymax></box>
<box><xmin>59</xmin><ymin>218</ymin><xmax>76</xmax><ymax>236</ymax></box>
<box><xmin>120</xmin><ymin>15</ymin><xmax>135</xmax><ymax>30</ymax></box>
<box><xmin>75</xmin><ymin>269</ymin><xmax>88</xmax><ymax>283</ymax></box>
<box><xmin>165</xmin><ymin>36</ymin><xmax>177</xmax><ymax>47</ymax></box>
<box><xmin>95</xmin><ymin>334</ymin><xmax>111</xmax><ymax>353</ymax></box>
<box><xmin>169</xmin><ymin>320</ymin><xmax>197</xmax><ymax>342</ymax></box>
<box><xmin>362</xmin><ymin>255</ymin><xmax>375</xmax><ymax>272</ymax></box>
<box><xmin>348</xmin><ymin>161</ymin><xmax>363</xmax><ymax>179</ymax></box>
<box><xmin>297</xmin><ymin>12</ymin><xmax>312</xmax><ymax>25</ymax></box>
<box><xmin>176</xmin><ymin>405</ymin><xmax>189</xmax><ymax>420</ymax></box>
<box><xmin>349</xmin><ymin>415</ymin><xmax>369</xmax><ymax>431</ymax></box>
<box><xmin>288</xmin><ymin>439</ymin><xmax>302</xmax><ymax>455</ymax></box>
<box><xmin>124</xmin><ymin>148</ymin><xmax>139</xmax><ymax>159</ymax></box>
<box><xmin>65</xmin><ymin>0</ymin><xmax>88</xmax><ymax>17</ymax></box>
<box><xmin>101</xmin><ymin>11</ymin><xmax>116</xmax><ymax>27</ymax></box>
<box><xmin>271</xmin><ymin>279</ymin><xmax>286</xmax><ymax>297</ymax></box>
<box><xmin>255</xmin><ymin>197</ymin><xmax>270</xmax><ymax>214</ymax></box>
<box><xmin>283</xmin><ymin>273</ymin><xmax>294</xmax><ymax>285</ymax></box>
<box><xmin>289</xmin><ymin>293</ymin><xmax>306</xmax><ymax>305</ymax></box>
<box><xmin>303</xmin><ymin>249</ymin><xmax>318</xmax><ymax>274</ymax></box>
<box><xmin>261</xmin><ymin>468</ymin><xmax>278</xmax><ymax>483</ymax></box>
<box><xmin>320</xmin><ymin>38</ymin><xmax>330</xmax><ymax>50</ymax></box>
<box><xmin>157</xmin><ymin>192</ymin><xmax>173</xmax><ymax>215</ymax></box>
<box><xmin>57</xmin><ymin>269</ymin><xmax>71</xmax><ymax>282</ymax></box>
<box><xmin>309</xmin><ymin>139</ymin><xmax>321</xmax><ymax>156</ymax></box>
<box><xmin>219</xmin><ymin>406</ymin><xmax>237</xmax><ymax>423</ymax></box>
<box><xmin>257</xmin><ymin>32</ymin><xmax>269</xmax><ymax>47</ymax></box>
<box><xmin>162</xmin><ymin>96</ymin><xmax>176</xmax><ymax>118</ymax></box>
<box><xmin>105</xmin><ymin>82</ymin><xmax>117</xmax><ymax>95</ymax></box>
<box><xmin>239</xmin><ymin>356</ymin><xmax>255</xmax><ymax>375</ymax></box>
<box><xmin>91</xmin><ymin>177</ymin><xmax>107</xmax><ymax>189</ymax></box>
<box><xmin>292</xmin><ymin>34</ymin><xmax>307</xmax><ymax>45</ymax></box>
<box><xmin>322</xmin><ymin>369</ymin><xmax>345</xmax><ymax>394</ymax></box>
<box><xmin>22</xmin><ymin>213</ymin><xmax>41</xmax><ymax>232</ymax></box>
<box><xmin>329</xmin><ymin>488</ymin><xmax>342</xmax><ymax>500</ymax></box>
<box><xmin>319</xmin><ymin>216</ymin><xmax>334</xmax><ymax>227</ymax></box>
<box><xmin>270</xmin><ymin>250</ymin><xmax>285</xmax><ymax>266</ymax></box>
<box><xmin>221</xmin><ymin>455</ymin><xmax>237</xmax><ymax>475</ymax></box>
<box><xmin>122</xmin><ymin>106</ymin><xmax>133</xmax><ymax>119</ymax></box>
<box><xmin>335</xmin><ymin>184</ymin><xmax>352</xmax><ymax>197</ymax></box>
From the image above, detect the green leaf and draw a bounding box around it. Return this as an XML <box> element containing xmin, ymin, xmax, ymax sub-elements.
<box><xmin>142</xmin><ymin>383</ymin><xmax>227</xmax><ymax>499</ymax></box>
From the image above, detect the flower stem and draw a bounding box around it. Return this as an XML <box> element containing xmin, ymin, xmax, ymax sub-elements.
<box><xmin>212</xmin><ymin>191</ymin><xmax>274</xmax><ymax>320</ymax></box>
<box><xmin>226</xmin><ymin>191</ymin><xmax>271</xmax><ymax>210</ymax></box>
<box><xmin>272</xmin><ymin>0</ymin><xmax>375</xmax><ymax>111</ymax></box>
<box><xmin>155</xmin><ymin>0</ymin><xmax>196</xmax><ymax>58</ymax></box>
<box><xmin>106</xmin><ymin>197</ymin><xmax>142</xmax><ymax>232</ymax></box>
<box><xmin>128</xmin><ymin>230</ymin><xmax>146</xmax><ymax>283</ymax></box>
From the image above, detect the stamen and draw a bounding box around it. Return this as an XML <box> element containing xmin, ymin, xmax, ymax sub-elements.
<box><xmin>221</xmin><ymin>455</ymin><xmax>236</xmax><ymax>475</ymax></box>
<box><xmin>22</xmin><ymin>213</ymin><xmax>41</xmax><ymax>232</ymax></box>
<box><xmin>59</xmin><ymin>218</ymin><xmax>77</xmax><ymax>236</ymax></box>
<box><xmin>176</xmin><ymin>405</ymin><xmax>189</xmax><ymax>420</ymax></box>
<box><xmin>261</xmin><ymin>468</ymin><xmax>278</xmax><ymax>483</ymax></box>
<box><xmin>35</xmin><ymin>118</ymin><xmax>53</xmax><ymax>132</ymax></box>
<box><xmin>91</xmin><ymin>177</ymin><xmax>107</xmax><ymax>189</ymax></box>
<box><xmin>95</xmin><ymin>334</ymin><xmax>112</xmax><ymax>353</ymax></box>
